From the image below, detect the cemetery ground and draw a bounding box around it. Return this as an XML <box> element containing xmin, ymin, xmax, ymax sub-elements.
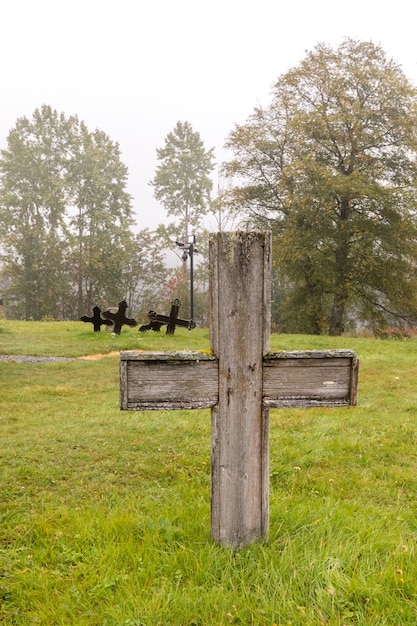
<box><xmin>1</xmin><ymin>322</ymin><xmax>417</xmax><ymax>625</ymax></box>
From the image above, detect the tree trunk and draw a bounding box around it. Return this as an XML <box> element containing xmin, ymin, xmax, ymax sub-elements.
<box><xmin>329</xmin><ymin>293</ymin><xmax>346</xmax><ymax>335</ymax></box>
<box><xmin>77</xmin><ymin>212</ymin><xmax>84</xmax><ymax>319</ymax></box>
<box><xmin>77</xmin><ymin>270</ymin><xmax>83</xmax><ymax>318</ymax></box>
<box><xmin>329</xmin><ymin>197</ymin><xmax>350</xmax><ymax>336</ymax></box>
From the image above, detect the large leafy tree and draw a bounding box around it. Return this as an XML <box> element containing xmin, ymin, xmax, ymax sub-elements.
<box><xmin>150</xmin><ymin>121</ymin><xmax>215</xmax><ymax>322</ymax></box>
<box><xmin>0</xmin><ymin>105</ymin><xmax>134</xmax><ymax>319</ymax></box>
<box><xmin>0</xmin><ymin>106</ymin><xmax>73</xmax><ymax>319</ymax></box>
<box><xmin>224</xmin><ymin>39</ymin><xmax>417</xmax><ymax>335</ymax></box>
<box><xmin>67</xmin><ymin>121</ymin><xmax>134</xmax><ymax>316</ymax></box>
<box><xmin>151</xmin><ymin>121</ymin><xmax>215</xmax><ymax>242</ymax></box>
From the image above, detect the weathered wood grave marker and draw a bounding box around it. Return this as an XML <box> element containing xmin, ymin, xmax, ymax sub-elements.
<box><xmin>120</xmin><ymin>232</ymin><xmax>358</xmax><ymax>547</ymax></box>
<box><xmin>139</xmin><ymin>298</ymin><xmax>196</xmax><ymax>335</ymax></box>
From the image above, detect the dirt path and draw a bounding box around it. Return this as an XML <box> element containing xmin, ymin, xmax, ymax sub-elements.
<box><xmin>77</xmin><ymin>351</ymin><xmax>121</xmax><ymax>361</ymax></box>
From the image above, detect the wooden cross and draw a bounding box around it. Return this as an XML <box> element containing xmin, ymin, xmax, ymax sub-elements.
<box><xmin>120</xmin><ymin>232</ymin><xmax>359</xmax><ymax>547</ymax></box>
<box><xmin>103</xmin><ymin>300</ymin><xmax>138</xmax><ymax>335</ymax></box>
<box><xmin>80</xmin><ymin>306</ymin><xmax>113</xmax><ymax>332</ymax></box>
<box><xmin>139</xmin><ymin>299</ymin><xmax>196</xmax><ymax>335</ymax></box>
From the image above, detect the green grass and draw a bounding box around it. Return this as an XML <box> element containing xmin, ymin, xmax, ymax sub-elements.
<box><xmin>2</xmin><ymin>321</ymin><xmax>417</xmax><ymax>624</ymax></box>
<box><xmin>0</xmin><ymin>319</ymin><xmax>211</xmax><ymax>357</ymax></box>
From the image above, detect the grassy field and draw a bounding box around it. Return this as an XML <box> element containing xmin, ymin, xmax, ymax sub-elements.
<box><xmin>1</xmin><ymin>321</ymin><xmax>417</xmax><ymax>624</ymax></box>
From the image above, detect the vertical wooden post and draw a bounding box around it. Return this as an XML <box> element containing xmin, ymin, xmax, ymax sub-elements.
<box><xmin>209</xmin><ymin>232</ymin><xmax>272</xmax><ymax>547</ymax></box>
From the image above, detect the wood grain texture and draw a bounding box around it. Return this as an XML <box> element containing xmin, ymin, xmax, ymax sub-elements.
<box><xmin>120</xmin><ymin>351</ymin><xmax>218</xmax><ymax>410</ymax></box>
<box><xmin>210</xmin><ymin>232</ymin><xmax>271</xmax><ymax>547</ymax></box>
<box><xmin>263</xmin><ymin>350</ymin><xmax>358</xmax><ymax>408</ymax></box>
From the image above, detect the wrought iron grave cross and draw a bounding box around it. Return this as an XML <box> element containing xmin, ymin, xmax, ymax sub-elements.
<box><xmin>103</xmin><ymin>300</ymin><xmax>138</xmax><ymax>335</ymax></box>
<box><xmin>139</xmin><ymin>299</ymin><xmax>196</xmax><ymax>335</ymax></box>
<box><xmin>80</xmin><ymin>306</ymin><xmax>113</xmax><ymax>332</ymax></box>
<box><xmin>120</xmin><ymin>232</ymin><xmax>358</xmax><ymax>547</ymax></box>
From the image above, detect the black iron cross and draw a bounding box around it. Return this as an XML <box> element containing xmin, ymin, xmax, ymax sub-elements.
<box><xmin>139</xmin><ymin>299</ymin><xmax>196</xmax><ymax>335</ymax></box>
<box><xmin>80</xmin><ymin>306</ymin><xmax>113</xmax><ymax>332</ymax></box>
<box><xmin>102</xmin><ymin>300</ymin><xmax>138</xmax><ymax>335</ymax></box>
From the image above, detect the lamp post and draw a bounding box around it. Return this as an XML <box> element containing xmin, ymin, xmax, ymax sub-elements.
<box><xmin>176</xmin><ymin>234</ymin><xmax>198</xmax><ymax>321</ymax></box>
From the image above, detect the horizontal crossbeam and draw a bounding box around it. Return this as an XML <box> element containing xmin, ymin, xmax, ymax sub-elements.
<box><xmin>263</xmin><ymin>350</ymin><xmax>358</xmax><ymax>407</ymax></box>
<box><xmin>120</xmin><ymin>349</ymin><xmax>358</xmax><ymax>411</ymax></box>
<box><xmin>120</xmin><ymin>351</ymin><xmax>217</xmax><ymax>409</ymax></box>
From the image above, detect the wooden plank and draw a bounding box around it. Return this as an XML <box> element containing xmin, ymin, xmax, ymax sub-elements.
<box><xmin>120</xmin><ymin>351</ymin><xmax>218</xmax><ymax>410</ymax></box>
<box><xmin>210</xmin><ymin>232</ymin><xmax>271</xmax><ymax>547</ymax></box>
<box><xmin>263</xmin><ymin>350</ymin><xmax>358</xmax><ymax>408</ymax></box>
<box><xmin>120</xmin><ymin>359</ymin><xmax>128</xmax><ymax>409</ymax></box>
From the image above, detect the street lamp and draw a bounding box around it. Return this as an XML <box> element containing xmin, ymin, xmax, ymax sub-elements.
<box><xmin>176</xmin><ymin>234</ymin><xmax>198</xmax><ymax>321</ymax></box>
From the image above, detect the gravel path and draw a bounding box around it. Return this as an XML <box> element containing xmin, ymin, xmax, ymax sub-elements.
<box><xmin>0</xmin><ymin>355</ymin><xmax>75</xmax><ymax>363</ymax></box>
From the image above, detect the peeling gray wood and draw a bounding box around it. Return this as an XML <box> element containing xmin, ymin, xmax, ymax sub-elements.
<box><xmin>209</xmin><ymin>232</ymin><xmax>271</xmax><ymax>546</ymax></box>
<box><xmin>121</xmin><ymin>349</ymin><xmax>358</xmax><ymax>411</ymax></box>
<box><xmin>263</xmin><ymin>350</ymin><xmax>358</xmax><ymax>408</ymax></box>
<box><xmin>120</xmin><ymin>350</ymin><xmax>216</xmax><ymax>362</ymax></box>
<box><xmin>120</xmin><ymin>351</ymin><xmax>218</xmax><ymax>410</ymax></box>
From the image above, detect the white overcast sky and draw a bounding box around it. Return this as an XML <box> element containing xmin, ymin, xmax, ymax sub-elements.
<box><xmin>0</xmin><ymin>0</ymin><xmax>416</xmax><ymax>231</ymax></box>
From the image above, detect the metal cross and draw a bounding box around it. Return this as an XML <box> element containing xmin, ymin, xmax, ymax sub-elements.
<box><xmin>139</xmin><ymin>299</ymin><xmax>196</xmax><ymax>335</ymax></box>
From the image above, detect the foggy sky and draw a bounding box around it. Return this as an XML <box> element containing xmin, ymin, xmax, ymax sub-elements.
<box><xmin>1</xmin><ymin>0</ymin><xmax>416</xmax><ymax>230</ymax></box>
